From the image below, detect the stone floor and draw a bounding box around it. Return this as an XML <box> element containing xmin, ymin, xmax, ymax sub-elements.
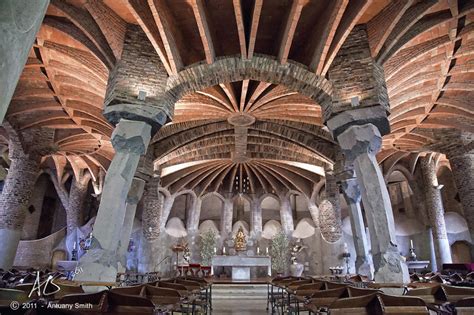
<box><xmin>212</xmin><ymin>299</ymin><xmax>270</xmax><ymax>315</ymax></box>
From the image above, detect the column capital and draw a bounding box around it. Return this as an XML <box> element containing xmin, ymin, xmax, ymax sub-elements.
<box><xmin>127</xmin><ymin>178</ymin><xmax>146</xmax><ymax>205</ymax></box>
<box><xmin>337</xmin><ymin>123</ymin><xmax>382</xmax><ymax>161</ymax></box>
<box><xmin>111</xmin><ymin>119</ymin><xmax>152</xmax><ymax>154</ymax></box>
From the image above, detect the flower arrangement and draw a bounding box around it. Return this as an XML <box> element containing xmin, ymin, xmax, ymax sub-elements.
<box><xmin>200</xmin><ymin>230</ymin><xmax>217</xmax><ymax>266</ymax></box>
<box><xmin>270</xmin><ymin>230</ymin><xmax>290</xmax><ymax>274</ymax></box>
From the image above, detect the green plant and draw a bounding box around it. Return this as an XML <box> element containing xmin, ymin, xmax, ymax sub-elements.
<box><xmin>200</xmin><ymin>229</ymin><xmax>217</xmax><ymax>266</ymax></box>
<box><xmin>270</xmin><ymin>230</ymin><xmax>290</xmax><ymax>274</ymax></box>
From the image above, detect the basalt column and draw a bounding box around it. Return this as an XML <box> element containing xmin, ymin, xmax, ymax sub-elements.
<box><xmin>76</xmin><ymin>24</ymin><xmax>171</xmax><ymax>283</ymax></box>
<box><xmin>340</xmin><ymin>175</ymin><xmax>373</xmax><ymax>277</ymax></box>
<box><xmin>326</xmin><ymin>25</ymin><xmax>408</xmax><ymax>283</ymax></box>
<box><xmin>0</xmin><ymin>0</ymin><xmax>49</xmax><ymax>122</ymax></box>
<box><xmin>222</xmin><ymin>196</ymin><xmax>234</xmax><ymax>238</ymax></box>
<box><xmin>420</xmin><ymin>157</ymin><xmax>452</xmax><ymax>267</ymax></box>
<box><xmin>117</xmin><ymin>177</ymin><xmax>145</xmax><ymax>273</ymax></box>
<box><xmin>250</xmin><ymin>197</ymin><xmax>262</xmax><ymax>238</ymax></box>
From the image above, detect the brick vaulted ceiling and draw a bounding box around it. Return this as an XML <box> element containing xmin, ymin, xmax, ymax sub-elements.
<box><xmin>5</xmin><ymin>0</ymin><xmax>474</xmax><ymax>196</ymax></box>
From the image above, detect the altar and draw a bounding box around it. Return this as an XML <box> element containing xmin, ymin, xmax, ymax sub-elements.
<box><xmin>211</xmin><ymin>255</ymin><xmax>271</xmax><ymax>280</ymax></box>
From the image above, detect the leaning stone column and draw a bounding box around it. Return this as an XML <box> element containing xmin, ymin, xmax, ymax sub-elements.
<box><xmin>420</xmin><ymin>157</ymin><xmax>452</xmax><ymax>267</ymax></box>
<box><xmin>117</xmin><ymin>177</ymin><xmax>145</xmax><ymax>273</ymax></box>
<box><xmin>0</xmin><ymin>0</ymin><xmax>49</xmax><ymax>122</ymax></box>
<box><xmin>279</xmin><ymin>194</ymin><xmax>294</xmax><ymax>235</ymax></box>
<box><xmin>340</xmin><ymin>175</ymin><xmax>373</xmax><ymax>277</ymax></box>
<box><xmin>75</xmin><ymin>119</ymin><xmax>152</xmax><ymax>283</ymax></box>
<box><xmin>335</xmin><ymin>123</ymin><xmax>409</xmax><ymax>283</ymax></box>
<box><xmin>0</xmin><ymin>151</ymin><xmax>40</xmax><ymax>269</ymax></box>
<box><xmin>66</xmin><ymin>174</ymin><xmax>92</xmax><ymax>234</ymax></box>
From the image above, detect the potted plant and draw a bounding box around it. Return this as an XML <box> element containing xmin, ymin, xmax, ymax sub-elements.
<box><xmin>270</xmin><ymin>230</ymin><xmax>290</xmax><ymax>276</ymax></box>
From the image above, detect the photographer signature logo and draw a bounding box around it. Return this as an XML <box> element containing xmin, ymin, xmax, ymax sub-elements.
<box><xmin>28</xmin><ymin>267</ymin><xmax>83</xmax><ymax>298</ymax></box>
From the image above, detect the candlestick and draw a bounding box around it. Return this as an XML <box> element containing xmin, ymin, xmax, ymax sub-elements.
<box><xmin>257</xmin><ymin>247</ymin><xmax>260</xmax><ymax>255</ymax></box>
<box><xmin>214</xmin><ymin>247</ymin><xmax>217</xmax><ymax>254</ymax></box>
<box><xmin>343</xmin><ymin>242</ymin><xmax>348</xmax><ymax>253</ymax></box>
<box><xmin>223</xmin><ymin>247</ymin><xmax>226</xmax><ymax>255</ymax></box>
<box><xmin>265</xmin><ymin>247</ymin><xmax>269</xmax><ymax>255</ymax></box>
<box><xmin>410</xmin><ymin>239</ymin><xmax>414</xmax><ymax>248</ymax></box>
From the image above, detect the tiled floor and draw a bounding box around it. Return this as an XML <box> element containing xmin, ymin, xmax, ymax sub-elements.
<box><xmin>212</xmin><ymin>299</ymin><xmax>271</xmax><ymax>315</ymax></box>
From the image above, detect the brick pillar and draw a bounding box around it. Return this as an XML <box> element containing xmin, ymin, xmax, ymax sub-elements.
<box><xmin>448</xmin><ymin>153</ymin><xmax>474</xmax><ymax>248</ymax></box>
<box><xmin>66</xmin><ymin>175</ymin><xmax>91</xmax><ymax>234</ymax></box>
<box><xmin>22</xmin><ymin>175</ymin><xmax>48</xmax><ymax>240</ymax></box>
<box><xmin>0</xmin><ymin>151</ymin><xmax>40</xmax><ymax>269</ymax></box>
<box><xmin>142</xmin><ymin>176</ymin><xmax>162</xmax><ymax>240</ymax></box>
<box><xmin>320</xmin><ymin>170</ymin><xmax>342</xmax><ymax>242</ymax></box>
<box><xmin>420</xmin><ymin>157</ymin><xmax>452</xmax><ymax>268</ymax></box>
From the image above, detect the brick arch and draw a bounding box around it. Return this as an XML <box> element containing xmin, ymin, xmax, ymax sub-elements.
<box><xmin>162</xmin><ymin>55</ymin><xmax>333</xmax><ymax>119</ymax></box>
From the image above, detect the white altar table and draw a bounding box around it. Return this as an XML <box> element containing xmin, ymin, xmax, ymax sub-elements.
<box><xmin>211</xmin><ymin>255</ymin><xmax>271</xmax><ymax>280</ymax></box>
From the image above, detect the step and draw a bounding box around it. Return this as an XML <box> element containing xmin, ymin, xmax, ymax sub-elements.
<box><xmin>212</xmin><ymin>284</ymin><xmax>268</xmax><ymax>300</ymax></box>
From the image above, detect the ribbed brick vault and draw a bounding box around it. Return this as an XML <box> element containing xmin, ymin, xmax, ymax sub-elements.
<box><xmin>4</xmin><ymin>0</ymin><xmax>474</xmax><ymax>196</ymax></box>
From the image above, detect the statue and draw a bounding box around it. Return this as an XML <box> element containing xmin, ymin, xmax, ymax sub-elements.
<box><xmin>234</xmin><ymin>226</ymin><xmax>247</xmax><ymax>251</ymax></box>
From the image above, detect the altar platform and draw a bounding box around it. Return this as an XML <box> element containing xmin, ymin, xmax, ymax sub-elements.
<box><xmin>211</xmin><ymin>255</ymin><xmax>272</xmax><ymax>280</ymax></box>
<box><xmin>210</xmin><ymin>276</ymin><xmax>272</xmax><ymax>284</ymax></box>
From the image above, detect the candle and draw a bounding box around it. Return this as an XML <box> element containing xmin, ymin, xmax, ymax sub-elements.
<box><xmin>343</xmin><ymin>242</ymin><xmax>348</xmax><ymax>253</ymax></box>
<box><xmin>73</xmin><ymin>242</ymin><xmax>77</xmax><ymax>250</ymax></box>
<box><xmin>410</xmin><ymin>239</ymin><xmax>414</xmax><ymax>248</ymax></box>
<box><xmin>266</xmin><ymin>247</ymin><xmax>269</xmax><ymax>255</ymax></box>
<box><xmin>257</xmin><ymin>247</ymin><xmax>260</xmax><ymax>255</ymax></box>
<box><xmin>223</xmin><ymin>247</ymin><xmax>226</xmax><ymax>255</ymax></box>
<box><xmin>214</xmin><ymin>247</ymin><xmax>217</xmax><ymax>254</ymax></box>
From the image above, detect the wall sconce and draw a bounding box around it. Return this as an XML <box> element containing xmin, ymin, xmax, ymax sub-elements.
<box><xmin>350</xmin><ymin>96</ymin><xmax>360</xmax><ymax>107</ymax></box>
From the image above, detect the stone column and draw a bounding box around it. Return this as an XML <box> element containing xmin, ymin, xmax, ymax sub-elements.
<box><xmin>447</xmin><ymin>152</ymin><xmax>474</xmax><ymax>250</ymax></box>
<box><xmin>250</xmin><ymin>197</ymin><xmax>262</xmax><ymax>238</ymax></box>
<box><xmin>279</xmin><ymin>194</ymin><xmax>294</xmax><ymax>235</ymax></box>
<box><xmin>334</xmin><ymin>122</ymin><xmax>409</xmax><ymax>283</ymax></box>
<box><xmin>75</xmin><ymin>119</ymin><xmax>152</xmax><ymax>283</ymax></box>
<box><xmin>117</xmin><ymin>177</ymin><xmax>145</xmax><ymax>273</ymax></box>
<box><xmin>159</xmin><ymin>195</ymin><xmax>175</xmax><ymax>231</ymax></box>
<box><xmin>0</xmin><ymin>151</ymin><xmax>40</xmax><ymax>269</ymax></box>
<box><xmin>188</xmin><ymin>197</ymin><xmax>202</xmax><ymax>233</ymax></box>
<box><xmin>420</xmin><ymin>157</ymin><xmax>452</xmax><ymax>267</ymax></box>
<box><xmin>320</xmin><ymin>170</ymin><xmax>342</xmax><ymax>242</ymax></box>
<box><xmin>221</xmin><ymin>198</ymin><xmax>233</xmax><ymax>237</ymax></box>
<box><xmin>0</xmin><ymin>0</ymin><xmax>49</xmax><ymax>122</ymax></box>
<box><xmin>340</xmin><ymin>176</ymin><xmax>373</xmax><ymax>277</ymax></box>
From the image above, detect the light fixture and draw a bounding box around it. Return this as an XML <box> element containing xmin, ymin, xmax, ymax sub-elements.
<box><xmin>350</xmin><ymin>96</ymin><xmax>360</xmax><ymax>107</ymax></box>
<box><xmin>138</xmin><ymin>90</ymin><xmax>147</xmax><ymax>101</ymax></box>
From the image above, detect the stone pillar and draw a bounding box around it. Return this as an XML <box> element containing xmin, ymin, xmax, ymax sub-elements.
<box><xmin>0</xmin><ymin>0</ymin><xmax>49</xmax><ymax>122</ymax></box>
<box><xmin>75</xmin><ymin>119</ymin><xmax>152</xmax><ymax>283</ymax></box>
<box><xmin>117</xmin><ymin>177</ymin><xmax>145</xmax><ymax>273</ymax></box>
<box><xmin>447</xmin><ymin>152</ymin><xmax>474</xmax><ymax>250</ymax></box>
<box><xmin>336</xmin><ymin>123</ymin><xmax>408</xmax><ymax>283</ymax></box>
<box><xmin>0</xmin><ymin>151</ymin><xmax>40</xmax><ymax>269</ymax></box>
<box><xmin>250</xmin><ymin>197</ymin><xmax>262</xmax><ymax>238</ymax></box>
<box><xmin>340</xmin><ymin>176</ymin><xmax>373</xmax><ymax>277</ymax></box>
<box><xmin>159</xmin><ymin>196</ymin><xmax>175</xmax><ymax>231</ymax></box>
<box><xmin>307</xmin><ymin>200</ymin><xmax>320</xmax><ymax>228</ymax></box>
<box><xmin>188</xmin><ymin>197</ymin><xmax>202</xmax><ymax>233</ymax></box>
<box><xmin>320</xmin><ymin>170</ymin><xmax>342</xmax><ymax>242</ymax></box>
<box><xmin>420</xmin><ymin>157</ymin><xmax>452</xmax><ymax>268</ymax></box>
<box><xmin>279</xmin><ymin>194</ymin><xmax>294</xmax><ymax>235</ymax></box>
<box><xmin>221</xmin><ymin>198</ymin><xmax>233</xmax><ymax>237</ymax></box>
